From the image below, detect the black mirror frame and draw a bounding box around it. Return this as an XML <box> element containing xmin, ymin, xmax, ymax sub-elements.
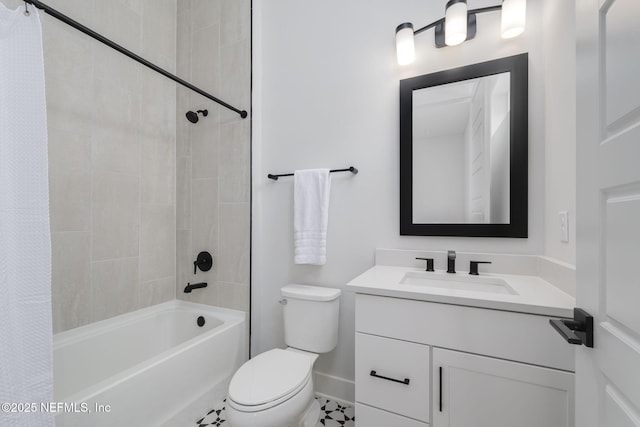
<box><xmin>400</xmin><ymin>53</ymin><xmax>528</xmax><ymax>238</ymax></box>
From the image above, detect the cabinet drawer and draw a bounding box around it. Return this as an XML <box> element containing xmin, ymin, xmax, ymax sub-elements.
<box><xmin>355</xmin><ymin>294</ymin><xmax>574</xmax><ymax>371</ymax></box>
<box><xmin>356</xmin><ymin>403</ymin><xmax>428</xmax><ymax>427</ymax></box>
<box><xmin>355</xmin><ymin>332</ymin><xmax>430</xmax><ymax>422</ymax></box>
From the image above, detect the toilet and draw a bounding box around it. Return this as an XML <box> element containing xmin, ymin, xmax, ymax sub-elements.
<box><xmin>226</xmin><ymin>284</ymin><xmax>341</xmax><ymax>427</ymax></box>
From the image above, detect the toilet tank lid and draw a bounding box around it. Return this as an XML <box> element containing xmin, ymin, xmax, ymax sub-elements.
<box><xmin>282</xmin><ymin>284</ymin><xmax>341</xmax><ymax>301</ymax></box>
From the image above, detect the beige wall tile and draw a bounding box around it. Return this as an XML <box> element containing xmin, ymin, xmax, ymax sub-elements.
<box><xmin>191</xmin><ymin>23</ymin><xmax>220</xmax><ymax>94</ymax></box>
<box><xmin>140</xmin><ymin>70</ymin><xmax>177</xmax><ymax>139</ymax></box>
<box><xmin>92</xmin><ymin>78</ymin><xmax>142</xmax><ymax>132</ymax></box>
<box><xmin>141</xmin><ymin>0</ymin><xmax>177</xmax><ymax>71</ymax></box>
<box><xmin>176</xmin><ymin>88</ymin><xmax>192</xmax><ymax>157</ymax></box>
<box><xmin>139</xmin><ymin>276</ymin><xmax>175</xmax><ymax>308</ymax></box>
<box><xmin>220</xmin><ymin>120</ymin><xmax>250</xmax><ymax>203</ymax></box>
<box><xmin>140</xmin><ymin>205</ymin><xmax>176</xmax><ymax>282</ymax></box>
<box><xmin>218</xmin><ymin>282</ymin><xmax>249</xmax><ymax>312</ymax></box>
<box><xmin>176</xmin><ymin>156</ymin><xmax>192</xmax><ymax>230</ymax></box>
<box><xmin>51</xmin><ymin>232</ymin><xmax>91</xmax><ymax>333</ymax></box>
<box><xmin>218</xmin><ymin>203</ymin><xmax>249</xmax><ymax>284</ymax></box>
<box><xmin>220</xmin><ymin>0</ymin><xmax>250</xmax><ymax>47</ymax></box>
<box><xmin>91</xmin><ymin>171</ymin><xmax>140</xmax><ymax>261</ymax></box>
<box><xmin>176</xmin><ymin>229</ymin><xmax>192</xmax><ymax>290</ymax></box>
<box><xmin>48</xmin><ymin>128</ymin><xmax>92</xmax><ymax>232</ymax></box>
<box><xmin>191</xmin><ymin>178</ymin><xmax>219</xmax><ymax>251</ymax></box>
<box><xmin>92</xmin><ymin>0</ymin><xmax>142</xmax><ymax>51</ymax></box>
<box><xmin>219</xmin><ymin>40</ymin><xmax>250</xmax><ymax>124</ymax></box>
<box><xmin>191</xmin><ymin>118</ymin><xmax>219</xmax><ymax>179</ymax></box>
<box><xmin>43</xmin><ymin>0</ymin><xmax>93</xmax><ymax>26</ymax></box>
<box><xmin>93</xmin><ymin>45</ymin><xmax>140</xmax><ymax>95</ymax></box>
<box><xmin>92</xmin><ymin>125</ymin><xmax>141</xmax><ymax>175</ymax></box>
<box><xmin>42</xmin><ymin>18</ymin><xmax>92</xmax><ymax>85</ymax></box>
<box><xmin>45</xmin><ymin>74</ymin><xmax>93</xmax><ymax>133</ymax></box>
<box><xmin>176</xmin><ymin>10</ymin><xmax>192</xmax><ymax>79</ymax></box>
<box><xmin>91</xmin><ymin>258</ymin><xmax>139</xmax><ymax>322</ymax></box>
<box><xmin>191</xmin><ymin>0</ymin><xmax>219</xmax><ymax>32</ymax></box>
<box><xmin>141</xmin><ymin>135</ymin><xmax>176</xmax><ymax>206</ymax></box>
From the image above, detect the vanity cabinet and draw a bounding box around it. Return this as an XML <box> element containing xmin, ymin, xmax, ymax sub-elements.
<box><xmin>354</xmin><ymin>294</ymin><xmax>575</xmax><ymax>427</ymax></box>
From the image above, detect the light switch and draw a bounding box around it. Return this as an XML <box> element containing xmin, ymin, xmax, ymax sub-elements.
<box><xmin>559</xmin><ymin>211</ymin><xmax>569</xmax><ymax>242</ymax></box>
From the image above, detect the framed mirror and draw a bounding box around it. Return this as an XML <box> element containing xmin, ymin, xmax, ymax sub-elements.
<box><xmin>400</xmin><ymin>53</ymin><xmax>528</xmax><ymax>237</ymax></box>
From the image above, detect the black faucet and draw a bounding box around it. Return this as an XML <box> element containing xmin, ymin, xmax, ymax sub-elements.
<box><xmin>184</xmin><ymin>282</ymin><xmax>207</xmax><ymax>293</ymax></box>
<box><xmin>469</xmin><ymin>261</ymin><xmax>492</xmax><ymax>275</ymax></box>
<box><xmin>447</xmin><ymin>250</ymin><xmax>456</xmax><ymax>274</ymax></box>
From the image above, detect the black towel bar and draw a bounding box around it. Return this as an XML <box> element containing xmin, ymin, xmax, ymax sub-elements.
<box><xmin>267</xmin><ymin>166</ymin><xmax>358</xmax><ymax>181</ymax></box>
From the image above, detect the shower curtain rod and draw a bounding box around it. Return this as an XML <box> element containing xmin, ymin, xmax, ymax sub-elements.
<box><xmin>24</xmin><ymin>0</ymin><xmax>248</xmax><ymax>119</ymax></box>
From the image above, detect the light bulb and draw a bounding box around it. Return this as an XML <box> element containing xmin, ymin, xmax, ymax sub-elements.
<box><xmin>445</xmin><ymin>0</ymin><xmax>468</xmax><ymax>46</ymax></box>
<box><xmin>396</xmin><ymin>23</ymin><xmax>415</xmax><ymax>65</ymax></box>
<box><xmin>501</xmin><ymin>0</ymin><xmax>526</xmax><ymax>39</ymax></box>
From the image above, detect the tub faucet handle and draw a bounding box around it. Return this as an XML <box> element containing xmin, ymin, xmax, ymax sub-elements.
<box><xmin>193</xmin><ymin>251</ymin><xmax>213</xmax><ymax>274</ymax></box>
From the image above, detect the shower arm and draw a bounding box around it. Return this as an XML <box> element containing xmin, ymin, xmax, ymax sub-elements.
<box><xmin>23</xmin><ymin>0</ymin><xmax>248</xmax><ymax>119</ymax></box>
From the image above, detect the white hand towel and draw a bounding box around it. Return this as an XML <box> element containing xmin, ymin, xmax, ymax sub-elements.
<box><xmin>294</xmin><ymin>169</ymin><xmax>331</xmax><ymax>265</ymax></box>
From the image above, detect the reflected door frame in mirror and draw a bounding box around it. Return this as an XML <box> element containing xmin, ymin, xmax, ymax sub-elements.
<box><xmin>400</xmin><ymin>53</ymin><xmax>528</xmax><ymax>237</ymax></box>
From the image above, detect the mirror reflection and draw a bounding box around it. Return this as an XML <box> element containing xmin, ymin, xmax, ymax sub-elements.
<box><xmin>412</xmin><ymin>72</ymin><xmax>511</xmax><ymax>224</ymax></box>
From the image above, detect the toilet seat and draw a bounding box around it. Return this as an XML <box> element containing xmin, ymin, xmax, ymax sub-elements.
<box><xmin>228</xmin><ymin>349</ymin><xmax>313</xmax><ymax>412</ymax></box>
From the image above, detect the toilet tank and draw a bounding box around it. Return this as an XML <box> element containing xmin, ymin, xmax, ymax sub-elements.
<box><xmin>281</xmin><ymin>284</ymin><xmax>341</xmax><ymax>354</ymax></box>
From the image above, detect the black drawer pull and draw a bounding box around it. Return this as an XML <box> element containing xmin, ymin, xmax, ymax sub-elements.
<box><xmin>369</xmin><ymin>370</ymin><xmax>410</xmax><ymax>385</ymax></box>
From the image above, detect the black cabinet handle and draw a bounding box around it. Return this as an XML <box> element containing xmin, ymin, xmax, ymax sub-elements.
<box><xmin>439</xmin><ymin>366</ymin><xmax>443</xmax><ymax>412</ymax></box>
<box><xmin>549</xmin><ymin>308</ymin><xmax>594</xmax><ymax>348</ymax></box>
<box><xmin>369</xmin><ymin>370</ymin><xmax>410</xmax><ymax>385</ymax></box>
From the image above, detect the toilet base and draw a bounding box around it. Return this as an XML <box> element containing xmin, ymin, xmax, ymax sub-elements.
<box><xmin>300</xmin><ymin>398</ymin><xmax>320</xmax><ymax>427</ymax></box>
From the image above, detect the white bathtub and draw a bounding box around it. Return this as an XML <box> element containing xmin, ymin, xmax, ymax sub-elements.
<box><xmin>53</xmin><ymin>300</ymin><xmax>246</xmax><ymax>426</ymax></box>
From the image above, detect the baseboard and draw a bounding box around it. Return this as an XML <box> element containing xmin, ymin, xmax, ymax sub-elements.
<box><xmin>313</xmin><ymin>371</ymin><xmax>355</xmax><ymax>404</ymax></box>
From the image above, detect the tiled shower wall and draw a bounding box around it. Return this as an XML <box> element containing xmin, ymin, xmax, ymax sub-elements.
<box><xmin>1</xmin><ymin>0</ymin><xmax>180</xmax><ymax>333</ymax></box>
<box><xmin>175</xmin><ymin>0</ymin><xmax>251</xmax><ymax>311</ymax></box>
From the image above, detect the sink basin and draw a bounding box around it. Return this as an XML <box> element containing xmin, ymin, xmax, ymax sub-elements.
<box><xmin>400</xmin><ymin>272</ymin><xmax>517</xmax><ymax>295</ymax></box>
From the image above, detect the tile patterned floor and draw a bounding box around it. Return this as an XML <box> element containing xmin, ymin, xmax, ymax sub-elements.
<box><xmin>195</xmin><ymin>396</ymin><xmax>355</xmax><ymax>427</ymax></box>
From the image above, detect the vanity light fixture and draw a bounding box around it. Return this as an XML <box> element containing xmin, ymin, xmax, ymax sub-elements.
<box><xmin>395</xmin><ymin>0</ymin><xmax>526</xmax><ymax>65</ymax></box>
<box><xmin>444</xmin><ymin>0</ymin><xmax>468</xmax><ymax>46</ymax></box>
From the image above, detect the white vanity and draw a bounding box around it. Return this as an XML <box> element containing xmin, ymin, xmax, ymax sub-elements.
<box><xmin>348</xmin><ymin>255</ymin><xmax>576</xmax><ymax>427</ymax></box>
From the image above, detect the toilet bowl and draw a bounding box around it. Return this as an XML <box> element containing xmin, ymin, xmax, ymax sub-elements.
<box><xmin>225</xmin><ymin>284</ymin><xmax>341</xmax><ymax>427</ymax></box>
<box><xmin>226</xmin><ymin>348</ymin><xmax>319</xmax><ymax>427</ymax></box>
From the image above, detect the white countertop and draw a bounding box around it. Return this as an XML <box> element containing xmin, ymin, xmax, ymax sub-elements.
<box><xmin>347</xmin><ymin>265</ymin><xmax>575</xmax><ymax>318</ymax></box>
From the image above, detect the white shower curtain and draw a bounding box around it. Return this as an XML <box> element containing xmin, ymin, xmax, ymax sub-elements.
<box><xmin>0</xmin><ymin>3</ymin><xmax>54</xmax><ymax>426</ymax></box>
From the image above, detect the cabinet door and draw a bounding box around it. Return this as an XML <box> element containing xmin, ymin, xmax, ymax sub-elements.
<box><xmin>432</xmin><ymin>348</ymin><xmax>574</xmax><ymax>427</ymax></box>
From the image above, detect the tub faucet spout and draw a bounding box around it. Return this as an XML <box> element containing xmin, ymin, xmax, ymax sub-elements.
<box><xmin>184</xmin><ymin>282</ymin><xmax>207</xmax><ymax>293</ymax></box>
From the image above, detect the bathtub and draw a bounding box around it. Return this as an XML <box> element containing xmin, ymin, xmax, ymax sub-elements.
<box><xmin>53</xmin><ymin>300</ymin><xmax>246</xmax><ymax>426</ymax></box>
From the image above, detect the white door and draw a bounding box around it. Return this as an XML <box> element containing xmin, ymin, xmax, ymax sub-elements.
<box><xmin>432</xmin><ymin>348</ymin><xmax>574</xmax><ymax>427</ymax></box>
<box><xmin>575</xmin><ymin>0</ymin><xmax>640</xmax><ymax>425</ymax></box>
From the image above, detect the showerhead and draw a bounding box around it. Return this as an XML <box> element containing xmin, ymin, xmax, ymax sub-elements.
<box><xmin>186</xmin><ymin>109</ymin><xmax>208</xmax><ymax>123</ymax></box>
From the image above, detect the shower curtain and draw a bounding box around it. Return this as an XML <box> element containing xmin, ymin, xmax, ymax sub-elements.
<box><xmin>0</xmin><ymin>3</ymin><xmax>54</xmax><ymax>426</ymax></box>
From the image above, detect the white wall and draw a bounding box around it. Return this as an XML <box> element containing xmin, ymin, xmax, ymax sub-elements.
<box><xmin>542</xmin><ymin>0</ymin><xmax>576</xmax><ymax>265</ymax></box>
<box><xmin>252</xmin><ymin>0</ymin><xmax>568</xmax><ymax>397</ymax></box>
